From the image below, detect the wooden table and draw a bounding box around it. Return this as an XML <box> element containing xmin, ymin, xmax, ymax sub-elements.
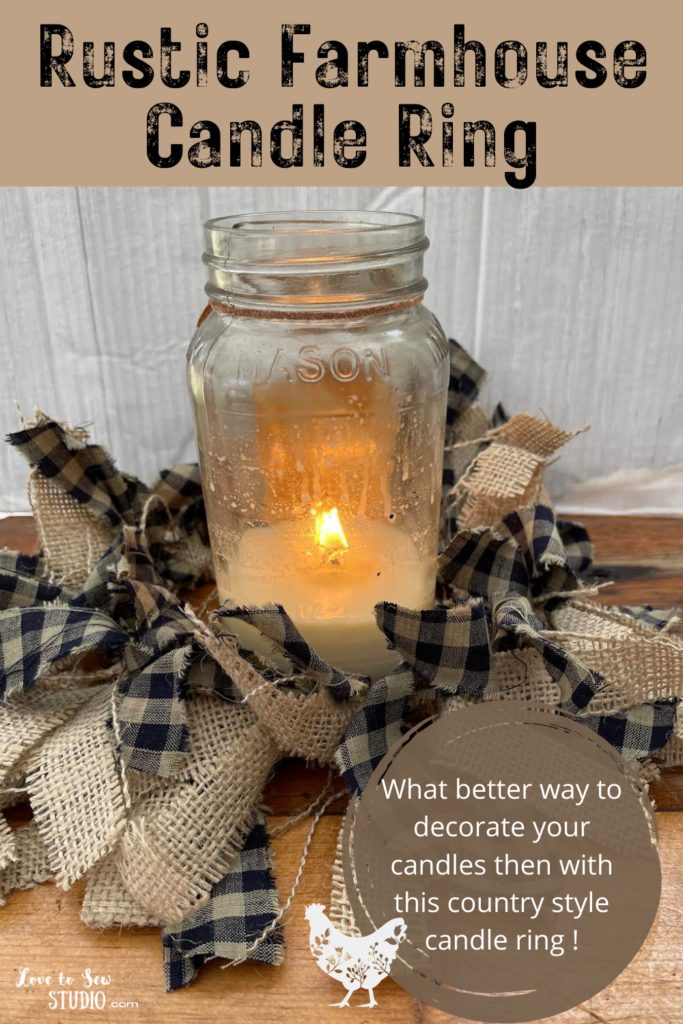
<box><xmin>1</xmin><ymin>515</ymin><xmax>682</xmax><ymax>1024</ymax></box>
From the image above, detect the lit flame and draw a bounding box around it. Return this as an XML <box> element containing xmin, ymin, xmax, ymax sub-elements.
<box><xmin>314</xmin><ymin>507</ymin><xmax>349</xmax><ymax>562</ymax></box>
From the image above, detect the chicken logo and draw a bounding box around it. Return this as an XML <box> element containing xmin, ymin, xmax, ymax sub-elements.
<box><xmin>305</xmin><ymin>903</ymin><xmax>407</xmax><ymax>1008</ymax></box>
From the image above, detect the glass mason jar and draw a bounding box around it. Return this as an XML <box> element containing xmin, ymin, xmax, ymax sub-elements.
<box><xmin>187</xmin><ymin>211</ymin><xmax>449</xmax><ymax>678</ymax></box>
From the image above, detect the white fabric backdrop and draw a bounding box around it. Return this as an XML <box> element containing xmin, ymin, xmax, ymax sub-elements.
<box><xmin>1</xmin><ymin>186</ymin><xmax>681</xmax><ymax>514</ymax></box>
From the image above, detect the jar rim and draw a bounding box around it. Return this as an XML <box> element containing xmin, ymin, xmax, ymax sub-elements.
<box><xmin>204</xmin><ymin>210</ymin><xmax>427</xmax><ymax>264</ymax></box>
<box><xmin>205</xmin><ymin>209</ymin><xmax>423</xmax><ymax>236</ymax></box>
<box><xmin>203</xmin><ymin>209</ymin><xmax>429</xmax><ymax>311</ymax></box>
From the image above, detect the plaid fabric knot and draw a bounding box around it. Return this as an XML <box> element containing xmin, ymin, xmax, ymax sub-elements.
<box><xmin>493</xmin><ymin>594</ymin><xmax>603</xmax><ymax>715</ymax></box>
<box><xmin>504</xmin><ymin>504</ymin><xmax>581</xmax><ymax>597</ymax></box>
<box><xmin>438</xmin><ymin>503</ymin><xmax>581</xmax><ymax>604</ymax></box>
<box><xmin>147</xmin><ymin>464</ymin><xmax>211</xmax><ymax>584</ymax></box>
<box><xmin>215</xmin><ymin>603</ymin><xmax>366</xmax><ymax>702</ymax></box>
<box><xmin>374</xmin><ymin>600</ymin><xmax>492</xmax><ymax>696</ymax></box>
<box><xmin>74</xmin><ymin>527</ymin><xmax>155</xmax><ymax>618</ymax></box>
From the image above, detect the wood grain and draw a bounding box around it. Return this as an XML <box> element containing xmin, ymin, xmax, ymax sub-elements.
<box><xmin>0</xmin><ymin>514</ymin><xmax>682</xmax><ymax>1023</ymax></box>
<box><xmin>579</xmin><ymin>515</ymin><xmax>683</xmax><ymax>610</ymax></box>
<box><xmin>1</xmin><ymin>815</ymin><xmax>682</xmax><ymax>1024</ymax></box>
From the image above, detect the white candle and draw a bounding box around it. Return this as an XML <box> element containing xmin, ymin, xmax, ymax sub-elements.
<box><xmin>217</xmin><ymin>513</ymin><xmax>435</xmax><ymax>679</ymax></box>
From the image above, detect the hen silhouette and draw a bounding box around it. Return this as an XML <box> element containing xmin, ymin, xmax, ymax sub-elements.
<box><xmin>305</xmin><ymin>903</ymin><xmax>407</xmax><ymax>1008</ymax></box>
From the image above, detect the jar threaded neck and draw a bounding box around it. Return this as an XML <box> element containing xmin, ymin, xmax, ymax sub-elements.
<box><xmin>203</xmin><ymin>210</ymin><xmax>429</xmax><ymax>313</ymax></box>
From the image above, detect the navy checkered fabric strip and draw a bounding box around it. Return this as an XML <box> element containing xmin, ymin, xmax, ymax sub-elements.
<box><xmin>8</xmin><ymin>419</ymin><xmax>142</xmax><ymax>527</ymax></box>
<box><xmin>73</xmin><ymin>537</ymin><xmax>127</xmax><ymax>614</ymax></box>
<box><xmin>556</xmin><ymin>520</ymin><xmax>594</xmax><ymax>574</ymax></box>
<box><xmin>215</xmin><ymin>603</ymin><xmax>363</xmax><ymax>702</ymax></box>
<box><xmin>0</xmin><ymin>554</ymin><xmax>68</xmax><ymax>610</ymax></box>
<box><xmin>162</xmin><ymin>816</ymin><xmax>283</xmax><ymax>990</ymax></box>
<box><xmin>0</xmin><ymin>605</ymin><xmax>129</xmax><ymax>700</ymax></box>
<box><xmin>438</xmin><ymin>527</ymin><xmax>528</xmax><ymax>599</ymax></box>
<box><xmin>581</xmin><ymin>699</ymin><xmax>679</xmax><ymax>763</ymax></box>
<box><xmin>117</xmin><ymin>645</ymin><xmax>192</xmax><ymax>776</ymax></box>
<box><xmin>0</xmin><ymin>550</ymin><xmax>44</xmax><ymax>576</ymax></box>
<box><xmin>152</xmin><ymin>464</ymin><xmax>204</xmax><ymax>509</ymax></box>
<box><xmin>336</xmin><ymin>665</ymin><xmax>415</xmax><ymax>796</ymax></box>
<box><xmin>148</xmin><ymin>464</ymin><xmax>211</xmax><ymax>585</ymax></box>
<box><xmin>117</xmin><ymin>528</ymin><xmax>165</xmax><ymax>586</ymax></box>
<box><xmin>375</xmin><ymin>600</ymin><xmax>492</xmax><ymax>696</ymax></box>
<box><xmin>446</xmin><ymin>338</ymin><xmax>488</xmax><ymax>423</ymax></box>
<box><xmin>73</xmin><ymin>526</ymin><xmax>158</xmax><ymax>618</ymax></box>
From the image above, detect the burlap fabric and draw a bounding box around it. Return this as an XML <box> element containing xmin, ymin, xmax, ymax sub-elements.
<box><xmin>0</xmin><ymin>821</ymin><xmax>52</xmax><ymax>905</ymax></box>
<box><xmin>1</xmin><ymin>338</ymin><xmax>680</xmax><ymax>984</ymax></box>
<box><xmin>25</xmin><ymin>684</ymin><xmax>127</xmax><ymax>888</ymax></box>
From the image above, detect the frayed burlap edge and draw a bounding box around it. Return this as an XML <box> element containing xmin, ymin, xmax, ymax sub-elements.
<box><xmin>0</xmin><ymin>821</ymin><xmax>52</xmax><ymax>907</ymax></box>
<box><xmin>25</xmin><ymin>685</ymin><xmax>127</xmax><ymax>889</ymax></box>
<box><xmin>449</xmin><ymin>413</ymin><xmax>590</xmax><ymax>531</ymax></box>
<box><xmin>329</xmin><ymin>803</ymin><xmax>361</xmax><ymax>938</ymax></box>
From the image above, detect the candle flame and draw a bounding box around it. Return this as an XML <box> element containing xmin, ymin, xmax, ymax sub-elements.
<box><xmin>314</xmin><ymin>507</ymin><xmax>349</xmax><ymax>562</ymax></box>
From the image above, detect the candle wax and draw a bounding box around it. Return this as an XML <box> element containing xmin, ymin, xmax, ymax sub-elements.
<box><xmin>217</xmin><ymin>519</ymin><xmax>435</xmax><ymax>680</ymax></box>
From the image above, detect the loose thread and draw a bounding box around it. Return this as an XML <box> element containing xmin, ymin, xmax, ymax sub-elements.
<box><xmin>139</xmin><ymin>492</ymin><xmax>171</xmax><ymax>535</ymax></box>
<box><xmin>194</xmin><ymin>586</ymin><xmax>218</xmax><ymax>619</ymax></box>
<box><xmin>219</xmin><ymin>786</ymin><xmax>344</xmax><ymax>970</ymax></box>
<box><xmin>110</xmin><ymin>673</ymin><xmax>133</xmax><ymax>816</ymax></box>
<box><xmin>445</xmin><ymin>418</ymin><xmax>591</xmax><ymax>452</ymax></box>
<box><xmin>444</xmin><ymin>421</ymin><xmax>509</xmax><ymax>452</ymax></box>
<box><xmin>541</xmin><ymin>627</ymin><xmax>683</xmax><ymax>653</ymax></box>
<box><xmin>269</xmin><ymin>769</ymin><xmax>338</xmax><ymax>838</ymax></box>
<box><xmin>534</xmin><ymin>580</ymin><xmax>614</xmax><ymax>604</ymax></box>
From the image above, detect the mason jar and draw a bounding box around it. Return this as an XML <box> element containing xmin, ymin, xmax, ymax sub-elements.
<box><xmin>187</xmin><ymin>211</ymin><xmax>449</xmax><ymax>678</ymax></box>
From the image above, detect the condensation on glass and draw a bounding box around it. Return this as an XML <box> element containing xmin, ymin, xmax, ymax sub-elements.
<box><xmin>187</xmin><ymin>211</ymin><xmax>449</xmax><ymax>677</ymax></box>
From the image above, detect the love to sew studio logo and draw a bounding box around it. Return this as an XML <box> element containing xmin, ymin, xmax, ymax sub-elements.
<box><xmin>17</xmin><ymin>967</ymin><xmax>138</xmax><ymax>1011</ymax></box>
<box><xmin>305</xmin><ymin>903</ymin><xmax>407</xmax><ymax>1009</ymax></box>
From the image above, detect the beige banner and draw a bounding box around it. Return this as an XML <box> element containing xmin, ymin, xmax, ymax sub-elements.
<box><xmin>2</xmin><ymin>0</ymin><xmax>680</xmax><ymax>186</ymax></box>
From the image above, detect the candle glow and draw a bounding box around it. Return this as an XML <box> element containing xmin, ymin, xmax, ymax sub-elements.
<box><xmin>314</xmin><ymin>507</ymin><xmax>349</xmax><ymax>563</ymax></box>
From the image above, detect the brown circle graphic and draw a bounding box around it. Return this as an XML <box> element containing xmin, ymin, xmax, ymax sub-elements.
<box><xmin>342</xmin><ymin>704</ymin><xmax>661</xmax><ymax>1022</ymax></box>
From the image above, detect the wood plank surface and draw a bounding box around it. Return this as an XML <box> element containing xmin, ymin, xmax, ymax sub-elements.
<box><xmin>1</xmin><ymin>815</ymin><xmax>682</xmax><ymax>1024</ymax></box>
<box><xmin>0</xmin><ymin>514</ymin><xmax>681</xmax><ymax>1024</ymax></box>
